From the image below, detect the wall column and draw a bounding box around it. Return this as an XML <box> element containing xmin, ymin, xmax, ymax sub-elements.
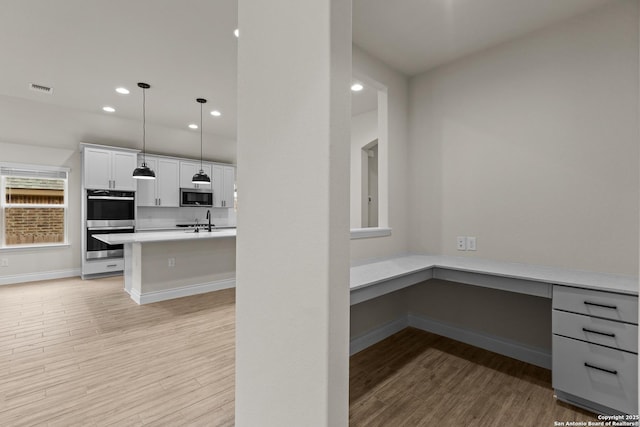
<box><xmin>236</xmin><ymin>1</ymin><xmax>351</xmax><ymax>426</ymax></box>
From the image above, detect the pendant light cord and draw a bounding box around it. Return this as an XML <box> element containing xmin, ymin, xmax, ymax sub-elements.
<box><xmin>200</xmin><ymin>101</ymin><xmax>203</xmax><ymax>171</ymax></box>
<box><xmin>142</xmin><ymin>87</ymin><xmax>147</xmax><ymax>165</ymax></box>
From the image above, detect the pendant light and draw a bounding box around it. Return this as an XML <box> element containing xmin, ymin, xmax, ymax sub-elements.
<box><xmin>192</xmin><ymin>98</ymin><xmax>211</xmax><ymax>185</ymax></box>
<box><xmin>133</xmin><ymin>82</ymin><xmax>156</xmax><ymax>180</ymax></box>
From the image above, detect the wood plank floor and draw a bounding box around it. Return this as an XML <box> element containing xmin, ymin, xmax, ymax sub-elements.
<box><xmin>0</xmin><ymin>277</ymin><xmax>595</xmax><ymax>426</ymax></box>
<box><xmin>0</xmin><ymin>276</ymin><xmax>235</xmax><ymax>426</ymax></box>
<box><xmin>350</xmin><ymin>328</ymin><xmax>595</xmax><ymax>426</ymax></box>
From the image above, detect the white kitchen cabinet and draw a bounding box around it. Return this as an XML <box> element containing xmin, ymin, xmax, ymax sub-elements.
<box><xmin>137</xmin><ymin>155</ymin><xmax>180</xmax><ymax>207</ymax></box>
<box><xmin>83</xmin><ymin>146</ymin><xmax>137</xmax><ymax>191</ymax></box>
<box><xmin>179</xmin><ymin>161</ymin><xmax>212</xmax><ymax>190</ymax></box>
<box><xmin>212</xmin><ymin>164</ymin><xmax>235</xmax><ymax>208</ymax></box>
<box><xmin>136</xmin><ymin>157</ymin><xmax>158</xmax><ymax>207</ymax></box>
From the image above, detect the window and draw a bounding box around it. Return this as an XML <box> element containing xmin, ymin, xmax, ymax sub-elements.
<box><xmin>0</xmin><ymin>164</ymin><xmax>69</xmax><ymax>248</ymax></box>
<box><xmin>350</xmin><ymin>72</ymin><xmax>391</xmax><ymax>239</ymax></box>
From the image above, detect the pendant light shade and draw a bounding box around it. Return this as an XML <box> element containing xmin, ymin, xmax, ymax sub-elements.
<box><xmin>132</xmin><ymin>163</ymin><xmax>156</xmax><ymax>179</ymax></box>
<box><xmin>192</xmin><ymin>98</ymin><xmax>211</xmax><ymax>185</ymax></box>
<box><xmin>192</xmin><ymin>170</ymin><xmax>210</xmax><ymax>184</ymax></box>
<box><xmin>133</xmin><ymin>82</ymin><xmax>156</xmax><ymax>180</ymax></box>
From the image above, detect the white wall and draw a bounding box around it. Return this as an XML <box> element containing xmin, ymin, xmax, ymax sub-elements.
<box><xmin>346</xmin><ymin>47</ymin><xmax>412</xmax><ymax>351</ymax></box>
<box><xmin>350</xmin><ymin>109</ymin><xmax>377</xmax><ymax>228</ymax></box>
<box><xmin>408</xmin><ymin>280</ymin><xmax>552</xmax><ymax>351</ymax></box>
<box><xmin>352</xmin><ymin>3</ymin><xmax>640</xmax><ymax>363</ymax></box>
<box><xmin>0</xmin><ymin>95</ymin><xmax>236</xmax><ymax>283</ymax></box>
<box><xmin>350</xmin><ymin>288</ymin><xmax>408</xmax><ymax>339</ymax></box>
<box><xmin>0</xmin><ymin>141</ymin><xmax>81</xmax><ymax>282</ymax></box>
<box><xmin>235</xmin><ymin>0</ymin><xmax>351</xmax><ymax>424</ymax></box>
<box><xmin>350</xmin><ymin>45</ymin><xmax>410</xmax><ymax>261</ymax></box>
<box><xmin>408</xmin><ymin>1</ymin><xmax>639</xmax><ymax>276</ymax></box>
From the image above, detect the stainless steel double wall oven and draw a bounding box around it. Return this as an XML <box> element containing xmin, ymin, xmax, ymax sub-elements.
<box><xmin>85</xmin><ymin>189</ymin><xmax>135</xmax><ymax>260</ymax></box>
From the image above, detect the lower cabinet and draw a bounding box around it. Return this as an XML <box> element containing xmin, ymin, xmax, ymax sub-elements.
<box><xmin>82</xmin><ymin>258</ymin><xmax>124</xmax><ymax>276</ymax></box>
<box><xmin>552</xmin><ymin>285</ymin><xmax>638</xmax><ymax>415</ymax></box>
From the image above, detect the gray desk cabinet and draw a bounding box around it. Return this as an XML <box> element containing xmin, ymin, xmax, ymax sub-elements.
<box><xmin>552</xmin><ymin>285</ymin><xmax>638</xmax><ymax>415</ymax></box>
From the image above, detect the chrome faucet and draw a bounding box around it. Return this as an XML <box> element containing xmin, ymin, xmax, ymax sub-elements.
<box><xmin>206</xmin><ymin>210</ymin><xmax>212</xmax><ymax>232</ymax></box>
<box><xmin>194</xmin><ymin>218</ymin><xmax>199</xmax><ymax>233</ymax></box>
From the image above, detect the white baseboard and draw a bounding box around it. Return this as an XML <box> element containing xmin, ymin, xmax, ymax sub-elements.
<box><xmin>408</xmin><ymin>313</ymin><xmax>551</xmax><ymax>369</ymax></box>
<box><xmin>130</xmin><ymin>278</ymin><xmax>236</xmax><ymax>305</ymax></box>
<box><xmin>349</xmin><ymin>316</ymin><xmax>408</xmax><ymax>356</ymax></box>
<box><xmin>0</xmin><ymin>268</ymin><xmax>81</xmax><ymax>286</ymax></box>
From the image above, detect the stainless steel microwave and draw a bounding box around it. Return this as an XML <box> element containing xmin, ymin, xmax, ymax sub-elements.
<box><xmin>180</xmin><ymin>188</ymin><xmax>213</xmax><ymax>206</ymax></box>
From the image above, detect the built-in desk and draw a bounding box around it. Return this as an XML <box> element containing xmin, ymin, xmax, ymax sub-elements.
<box><xmin>350</xmin><ymin>254</ymin><xmax>637</xmax><ymax>305</ymax></box>
<box><xmin>350</xmin><ymin>254</ymin><xmax>638</xmax><ymax>415</ymax></box>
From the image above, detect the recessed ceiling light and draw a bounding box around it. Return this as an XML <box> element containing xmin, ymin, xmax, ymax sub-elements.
<box><xmin>210</xmin><ymin>110</ymin><xmax>221</xmax><ymax>117</ymax></box>
<box><xmin>189</xmin><ymin>123</ymin><xmax>198</xmax><ymax>129</ymax></box>
<box><xmin>351</xmin><ymin>83</ymin><xmax>364</xmax><ymax>92</ymax></box>
<box><xmin>115</xmin><ymin>87</ymin><xmax>130</xmax><ymax>95</ymax></box>
<box><xmin>234</xmin><ymin>28</ymin><xmax>239</xmax><ymax>38</ymax></box>
<box><xmin>103</xmin><ymin>106</ymin><xmax>115</xmax><ymax>113</ymax></box>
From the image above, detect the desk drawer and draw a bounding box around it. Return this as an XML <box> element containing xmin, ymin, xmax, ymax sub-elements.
<box><xmin>553</xmin><ymin>335</ymin><xmax>637</xmax><ymax>414</ymax></box>
<box><xmin>552</xmin><ymin>310</ymin><xmax>638</xmax><ymax>353</ymax></box>
<box><xmin>553</xmin><ymin>286</ymin><xmax>638</xmax><ymax>324</ymax></box>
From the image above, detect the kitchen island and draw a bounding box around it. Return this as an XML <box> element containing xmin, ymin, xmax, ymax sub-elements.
<box><xmin>94</xmin><ymin>229</ymin><xmax>236</xmax><ymax>304</ymax></box>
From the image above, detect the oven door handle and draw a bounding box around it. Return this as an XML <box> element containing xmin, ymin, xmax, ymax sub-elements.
<box><xmin>88</xmin><ymin>196</ymin><xmax>135</xmax><ymax>201</ymax></box>
<box><xmin>88</xmin><ymin>227</ymin><xmax>135</xmax><ymax>231</ymax></box>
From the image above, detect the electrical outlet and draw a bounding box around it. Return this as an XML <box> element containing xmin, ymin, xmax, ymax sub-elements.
<box><xmin>0</xmin><ymin>258</ymin><xmax>8</xmax><ymax>267</ymax></box>
<box><xmin>456</xmin><ymin>237</ymin><xmax>467</xmax><ymax>251</ymax></box>
<box><xmin>168</xmin><ymin>257</ymin><xmax>175</xmax><ymax>267</ymax></box>
<box><xmin>467</xmin><ymin>236</ymin><xmax>477</xmax><ymax>251</ymax></box>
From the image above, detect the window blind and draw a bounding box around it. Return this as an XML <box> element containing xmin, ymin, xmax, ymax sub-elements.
<box><xmin>0</xmin><ymin>165</ymin><xmax>68</xmax><ymax>179</ymax></box>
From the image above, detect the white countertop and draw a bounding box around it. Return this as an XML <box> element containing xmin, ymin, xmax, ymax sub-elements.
<box><xmin>350</xmin><ymin>254</ymin><xmax>638</xmax><ymax>295</ymax></box>
<box><xmin>93</xmin><ymin>228</ymin><xmax>236</xmax><ymax>245</ymax></box>
<box><xmin>136</xmin><ymin>226</ymin><xmax>237</xmax><ymax>232</ymax></box>
<box><xmin>91</xmin><ymin>229</ymin><xmax>638</xmax><ymax>295</ymax></box>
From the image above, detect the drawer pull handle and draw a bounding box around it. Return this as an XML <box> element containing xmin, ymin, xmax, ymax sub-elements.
<box><xmin>584</xmin><ymin>301</ymin><xmax>617</xmax><ymax>310</ymax></box>
<box><xmin>582</xmin><ymin>327</ymin><xmax>615</xmax><ymax>338</ymax></box>
<box><xmin>584</xmin><ymin>362</ymin><xmax>617</xmax><ymax>375</ymax></box>
<box><xmin>106</xmin><ymin>264</ymin><xmax>117</xmax><ymax>268</ymax></box>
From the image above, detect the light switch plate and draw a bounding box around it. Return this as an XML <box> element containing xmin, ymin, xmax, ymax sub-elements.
<box><xmin>168</xmin><ymin>257</ymin><xmax>175</xmax><ymax>267</ymax></box>
<box><xmin>467</xmin><ymin>237</ymin><xmax>477</xmax><ymax>251</ymax></box>
<box><xmin>0</xmin><ymin>258</ymin><xmax>8</xmax><ymax>267</ymax></box>
<box><xmin>456</xmin><ymin>237</ymin><xmax>466</xmax><ymax>251</ymax></box>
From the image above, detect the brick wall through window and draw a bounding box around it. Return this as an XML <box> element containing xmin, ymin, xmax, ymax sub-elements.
<box><xmin>4</xmin><ymin>208</ymin><xmax>65</xmax><ymax>245</ymax></box>
<box><xmin>1</xmin><ymin>171</ymin><xmax>68</xmax><ymax>248</ymax></box>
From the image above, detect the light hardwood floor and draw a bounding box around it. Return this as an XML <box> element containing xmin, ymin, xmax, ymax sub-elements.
<box><xmin>0</xmin><ymin>276</ymin><xmax>235</xmax><ymax>426</ymax></box>
<box><xmin>0</xmin><ymin>277</ymin><xmax>595</xmax><ymax>426</ymax></box>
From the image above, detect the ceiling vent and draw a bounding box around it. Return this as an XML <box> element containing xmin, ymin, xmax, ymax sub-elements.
<box><xmin>28</xmin><ymin>83</ymin><xmax>53</xmax><ymax>94</ymax></box>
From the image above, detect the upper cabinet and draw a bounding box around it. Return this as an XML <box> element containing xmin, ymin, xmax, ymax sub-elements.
<box><xmin>136</xmin><ymin>155</ymin><xmax>180</xmax><ymax>207</ymax></box>
<box><xmin>83</xmin><ymin>146</ymin><xmax>137</xmax><ymax>191</ymax></box>
<box><xmin>82</xmin><ymin>144</ymin><xmax>234</xmax><ymax>207</ymax></box>
<box><xmin>212</xmin><ymin>164</ymin><xmax>235</xmax><ymax>208</ymax></box>
<box><xmin>179</xmin><ymin>161</ymin><xmax>212</xmax><ymax>190</ymax></box>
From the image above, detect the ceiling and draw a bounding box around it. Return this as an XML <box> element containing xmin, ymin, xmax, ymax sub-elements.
<box><xmin>0</xmin><ymin>0</ymin><xmax>239</xmax><ymax>138</ymax></box>
<box><xmin>352</xmin><ymin>0</ymin><xmax>616</xmax><ymax>76</ymax></box>
<box><xmin>0</xmin><ymin>0</ymin><xmax>616</xmax><ymax>140</ymax></box>
<box><xmin>351</xmin><ymin>85</ymin><xmax>378</xmax><ymax>117</ymax></box>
